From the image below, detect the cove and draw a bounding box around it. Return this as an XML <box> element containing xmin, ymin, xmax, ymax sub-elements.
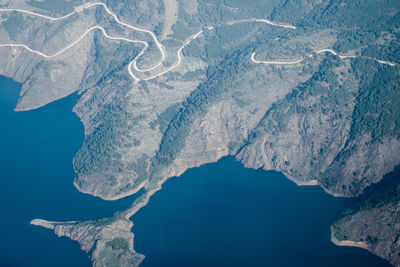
<box><xmin>0</xmin><ymin>76</ymin><xmax>139</xmax><ymax>266</ymax></box>
<box><xmin>132</xmin><ymin>157</ymin><xmax>391</xmax><ymax>267</ymax></box>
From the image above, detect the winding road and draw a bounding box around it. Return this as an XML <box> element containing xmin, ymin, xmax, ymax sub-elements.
<box><xmin>0</xmin><ymin>2</ymin><xmax>165</xmax><ymax>82</ymax></box>
<box><xmin>251</xmin><ymin>48</ymin><xmax>396</xmax><ymax>66</ymax></box>
<box><xmin>0</xmin><ymin>1</ymin><xmax>301</xmax><ymax>82</ymax></box>
<box><xmin>0</xmin><ymin>2</ymin><xmax>397</xmax><ymax>84</ymax></box>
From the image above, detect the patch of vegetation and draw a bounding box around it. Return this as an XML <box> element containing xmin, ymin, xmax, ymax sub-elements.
<box><xmin>343</xmin><ymin>165</ymin><xmax>400</xmax><ymax>215</ymax></box>
<box><xmin>105</xmin><ymin>0</ymin><xmax>163</xmax><ymax>29</ymax></box>
<box><xmin>98</xmin><ymin>247</ymin><xmax>124</xmax><ymax>267</ymax></box>
<box><xmin>74</xmin><ymin>65</ymin><xmax>147</xmax><ymax>187</ymax></box>
<box><xmin>196</xmin><ymin>0</ymin><xmax>282</xmax><ymax>25</ymax></box>
<box><xmin>2</xmin><ymin>13</ymin><xmax>25</xmax><ymax>41</ymax></box>
<box><xmin>126</xmin><ymin>155</ymin><xmax>149</xmax><ymax>181</ymax></box>
<box><xmin>272</xmin><ymin>0</ymin><xmax>400</xmax><ymax>55</ymax></box>
<box><xmin>254</xmin><ymin>54</ymin><xmax>346</xmax><ymax>138</ymax></box>
<box><xmin>366</xmin><ymin>235</ymin><xmax>379</xmax><ymax>244</ymax></box>
<box><xmin>106</xmin><ymin>238</ymin><xmax>129</xmax><ymax>251</ymax></box>
<box><xmin>152</xmin><ymin>44</ymin><xmax>254</xmax><ymax>169</ymax></box>
<box><xmin>74</xmin><ymin>99</ymin><xmax>130</xmax><ymax>178</ymax></box>
<box><xmin>350</xmin><ymin>59</ymin><xmax>400</xmax><ymax>140</ymax></box>
<box><xmin>362</xmin><ymin>37</ymin><xmax>400</xmax><ymax>63</ymax></box>
<box><xmin>89</xmin><ymin>32</ymin><xmax>141</xmax><ymax>87</ymax></box>
<box><xmin>150</xmin><ymin>103</ymin><xmax>182</xmax><ymax>132</ymax></box>
<box><xmin>333</xmin><ymin>30</ymin><xmax>376</xmax><ymax>53</ymax></box>
<box><xmin>27</xmin><ymin>0</ymin><xmax>76</xmax><ymax>14</ymax></box>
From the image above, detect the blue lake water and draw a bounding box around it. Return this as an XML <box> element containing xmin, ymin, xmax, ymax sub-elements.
<box><xmin>133</xmin><ymin>157</ymin><xmax>391</xmax><ymax>267</ymax></box>
<box><xmin>0</xmin><ymin>76</ymin><xmax>139</xmax><ymax>266</ymax></box>
<box><xmin>0</xmin><ymin>75</ymin><xmax>391</xmax><ymax>267</ymax></box>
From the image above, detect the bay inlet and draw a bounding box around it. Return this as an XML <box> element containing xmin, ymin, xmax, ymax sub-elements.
<box><xmin>0</xmin><ymin>75</ymin><xmax>392</xmax><ymax>266</ymax></box>
<box><xmin>0</xmin><ymin>76</ymin><xmax>138</xmax><ymax>266</ymax></box>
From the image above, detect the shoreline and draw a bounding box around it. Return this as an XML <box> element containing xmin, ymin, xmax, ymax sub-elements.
<box><xmin>31</xmin><ymin>156</ymin><xmax>369</xmax><ymax>267</ymax></box>
<box><xmin>124</xmin><ymin>156</ymin><xmax>227</xmax><ymax>220</ymax></box>
<box><xmin>31</xmin><ymin>219</ymin><xmax>77</xmax><ymax>230</ymax></box>
<box><xmin>73</xmin><ymin>180</ymin><xmax>147</xmax><ymax>201</ymax></box>
<box><xmin>281</xmin><ymin>170</ymin><xmax>349</xmax><ymax>198</ymax></box>
<box><xmin>122</xmin><ymin>159</ymin><xmax>369</xmax><ymax>267</ymax></box>
<box><xmin>330</xmin><ymin>226</ymin><xmax>368</xmax><ymax>249</ymax></box>
<box><xmin>291</xmin><ymin>178</ymin><xmax>319</xmax><ymax>186</ymax></box>
<box><xmin>122</xmin><ymin>155</ymin><xmax>350</xmax><ymax>219</ymax></box>
<box><xmin>14</xmin><ymin>90</ymin><xmax>79</xmax><ymax>112</ymax></box>
<box><xmin>124</xmin><ymin>169</ymin><xmax>186</xmax><ymax>220</ymax></box>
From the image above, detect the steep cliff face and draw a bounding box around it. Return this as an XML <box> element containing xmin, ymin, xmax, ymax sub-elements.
<box><xmin>1</xmin><ymin>0</ymin><xmax>400</xmax><ymax>266</ymax></box>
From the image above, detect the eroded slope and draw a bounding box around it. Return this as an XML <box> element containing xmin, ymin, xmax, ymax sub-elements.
<box><xmin>0</xmin><ymin>0</ymin><xmax>399</xmax><ymax>266</ymax></box>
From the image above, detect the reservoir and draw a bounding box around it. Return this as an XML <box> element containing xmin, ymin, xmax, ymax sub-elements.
<box><xmin>0</xmin><ymin>76</ymin><xmax>138</xmax><ymax>266</ymax></box>
<box><xmin>0</xmin><ymin>75</ymin><xmax>391</xmax><ymax>267</ymax></box>
<box><xmin>132</xmin><ymin>157</ymin><xmax>391</xmax><ymax>267</ymax></box>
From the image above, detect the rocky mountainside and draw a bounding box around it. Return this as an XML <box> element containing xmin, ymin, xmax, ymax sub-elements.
<box><xmin>0</xmin><ymin>0</ymin><xmax>400</xmax><ymax>266</ymax></box>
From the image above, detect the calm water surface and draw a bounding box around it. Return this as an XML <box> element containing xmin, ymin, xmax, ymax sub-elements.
<box><xmin>0</xmin><ymin>76</ymin><xmax>138</xmax><ymax>266</ymax></box>
<box><xmin>133</xmin><ymin>157</ymin><xmax>391</xmax><ymax>267</ymax></box>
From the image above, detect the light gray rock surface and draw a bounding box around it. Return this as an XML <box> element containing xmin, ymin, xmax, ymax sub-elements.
<box><xmin>0</xmin><ymin>0</ymin><xmax>399</xmax><ymax>266</ymax></box>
